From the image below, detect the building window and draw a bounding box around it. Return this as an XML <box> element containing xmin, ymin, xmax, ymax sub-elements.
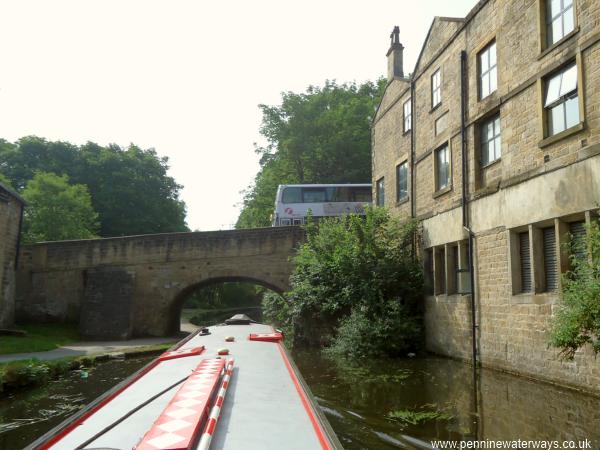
<box><xmin>431</xmin><ymin>69</ymin><xmax>441</xmax><ymax>108</ymax></box>
<box><xmin>403</xmin><ymin>99</ymin><xmax>412</xmax><ymax>132</ymax></box>
<box><xmin>519</xmin><ymin>231</ymin><xmax>533</xmax><ymax>293</ymax></box>
<box><xmin>481</xmin><ymin>114</ymin><xmax>501</xmax><ymax>166</ymax></box>
<box><xmin>479</xmin><ymin>41</ymin><xmax>497</xmax><ymax>99</ymax></box>
<box><xmin>424</xmin><ymin>249</ymin><xmax>434</xmax><ymax>295</ymax></box>
<box><xmin>396</xmin><ymin>161</ymin><xmax>408</xmax><ymax>202</ymax></box>
<box><xmin>376</xmin><ymin>177</ymin><xmax>385</xmax><ymax>207</ymax></box>
<box><xmin>569</xmin><ymin>220</ymin><xmax>587</xmax><ymax>260</ymax></box>
<box><xmin>544</xmin><ymin>63</ymin><xmax>579</xmax><ymax>136</ymax></box>
<box><xmin>543</xmin><ymin>226</ymin><xmax>558</xmax><ymax>291</ymax></box>
<box><xmin>546</xmin><ymin>0</ymin><xmax>574</xmax><ymax>46</ymax></box>
<box><xmin>434</xmin><ymin>246</ymin><xmax>446</xmax><ymax>295</ymax></box>
<box><xmin>435</xmin><ymin>144</ymin><xmax>450</xmax><ymax>191</ymax></box>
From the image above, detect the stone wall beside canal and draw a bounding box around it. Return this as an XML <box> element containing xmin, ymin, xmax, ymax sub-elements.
<box><xmin>0</xmin><ymin>183</ymin><xmax>24</xmax><ymax>329</ymax></box>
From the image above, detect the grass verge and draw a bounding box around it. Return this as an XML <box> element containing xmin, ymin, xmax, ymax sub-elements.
<box><xmin>0</xmin><ymin>342</ymin><xmax>174</xmax><ymax>395</ymax></box>
<box><xmin>0</xmin><ymin>323</ymin><xmax>80</xmax><ymax>355</ymax></box>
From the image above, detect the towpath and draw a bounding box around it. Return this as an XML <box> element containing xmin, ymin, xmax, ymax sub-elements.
<box><xmin>0</xmin><ymin>319</ymin><xmax>199</xmax><ymax>364</ymax></box>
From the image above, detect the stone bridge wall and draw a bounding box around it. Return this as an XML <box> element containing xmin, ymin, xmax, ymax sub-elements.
<box><xmin>16</xmin><ymin>227</ymin><xmax>305</xmax><ymax>339</ymax></box>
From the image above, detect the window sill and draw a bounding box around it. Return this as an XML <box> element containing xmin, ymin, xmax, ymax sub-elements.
<box><xmin>511</xmin><ymin>292</ymin><xmax>558</xmax><ymax>305</ymax></box>
<box><xmin>538</xmin><ymin>122</ymin><xmax>585</xmax><ymax>148</ymax></box>
<box><xmin>430</xmin><ymin>103</ymin><xmax>442</xmax><ymax>114</ymax></box>
<box><xmin>395</xmin><ymin>196</ymin><xmax>410</xmax><ymax>206</ymax></box>
<box><xmin>429</xmin><ymin>293</ymin><xmax>471</xmax><ymax>303</ymax></box>
<box><xmin>480</xmin><ymin>157</ymin><xmax>501</xmax><ymax>170</ymax></box>
<box><xmin>538</xmin><ymin>27</ymin><xmax>579</xmax><ymax>60</ymax></box>
<box><xmin>478</xmin><ymin>90</ymin><xmax>498</xmax><ymax>103</ymax></box>
<box><xmin>432</xmin><ymin>185</ymin><xmax>452</xmax><ymax>198</ymax></box>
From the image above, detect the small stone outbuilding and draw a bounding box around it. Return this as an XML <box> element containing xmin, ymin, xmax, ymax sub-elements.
<box><xmin>0</xmin><ymin>181</ymin><xmax>25</xmax><ymax>329</ymax></box>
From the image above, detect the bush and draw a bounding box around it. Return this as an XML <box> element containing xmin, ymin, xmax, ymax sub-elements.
<box><xmin>1</xmin><ymin>362</ymin><xmax>51</xmax><ymax>389</ymax></box>
<box><xmin>262</xmin><ymin>292</ymin><xmax>292</xmax><ymax>336</ymax></box>
<box><xmin>326</xmin><ymin>302</ymin><xmax>422</xmax><ymax>359</ymax></box>
<box><xmin>273</xmin><ymin>207</ymin><xmax>423</xmax><ymax>357</ymax></box>
<box><xmin>550</xmin><ymin>219</ymin><xmax>600</xmax><ymax>358</ymax></box>
<box><xmin>0</xmin><ymin>356</ymin><xmax>99</xmax><ymax>393</ymax></box>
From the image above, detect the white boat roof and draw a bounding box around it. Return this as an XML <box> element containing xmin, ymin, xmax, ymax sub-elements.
<box><xmin>30</xmin><ymin>322</ymin><xmax>341</xmax><ymax>450</ymax></box>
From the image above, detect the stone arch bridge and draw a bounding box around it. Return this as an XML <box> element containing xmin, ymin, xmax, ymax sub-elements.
<box><xmin>16</xmin><ymin>227</ymin><xmax>305</xmax><ymax>339</ymax></box>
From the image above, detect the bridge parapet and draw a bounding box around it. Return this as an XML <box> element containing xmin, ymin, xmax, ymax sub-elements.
<box><xmin>18</xmin><ymin>226</ymin><xmax>306</xmax><ymax>271</ymax></box>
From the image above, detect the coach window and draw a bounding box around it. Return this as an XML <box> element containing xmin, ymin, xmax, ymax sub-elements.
<box><xmin>282</xmin><ymin>187</ymin><xmax>302</xmax><ymax>203</ymax></box>
<box><xmin>302</xmin><ymin>188</ymin><xmax>327</xmax><ymax>203</ymax></box>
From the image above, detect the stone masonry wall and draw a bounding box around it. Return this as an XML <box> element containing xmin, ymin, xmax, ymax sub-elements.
<box><xmin>373</xmin><ymin>0</ymin><xmax>600</xmax><ymax>393</ymax></box>
<box><xmin>0</xmin><ymin>190</ymin><xmax>23</xmax><ymax>328</ymax></box>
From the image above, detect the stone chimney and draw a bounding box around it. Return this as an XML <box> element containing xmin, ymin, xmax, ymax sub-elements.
<box><xmin>387</xmin><ymin>26</ymin><xmax>404</xmax><ymax>81</ymax></box>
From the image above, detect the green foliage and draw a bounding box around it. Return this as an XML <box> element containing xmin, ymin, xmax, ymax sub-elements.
<box><xmin>236</xmin><ymin>79</ymin><xmax>386</xmax><ymax>229</ymax></box>
<box><xmin>0</xmin><ymin>136</ymin><xmax>187</xmax><ymax>237</ymax></box>
<box><xmin>329</xmin><ymin>361</ymin><xmax>411</xmax><ymax>384</ymax></box>
<box><xmin>327</xmin><ymin>304</ymin><xmax>422</xmax><ymax>359</ymax></box>
<box><xmin>0</xmin><ymin>344</ymin><xmax>172</xmax><ymax>394</ymax></box>
<box><xmin>21</xmin><ymin>172</ymin><xmax>99</xmax><ymax>243</ymax></box>
<box><xmin>269</xmin><ymin>207</ymin><xmax>423</xmax><ymax>357</ymax></box>
<box><xmin>1</xmin><ymin>362</ymin><xmax>51</xmax><ymax>389</ymax></box>
<box><xmin>0</xmin><ymin>172</ymin><xmax>14</xmax><ymax>189</ymax></box>
<box><xmin>387</xmin><ymin>406</ymin><xmax>453</xmax><ymax>426</ymax></box>
<box><xmin>262</xmin><ymin>291</ymin><xmax>293</xmax><ymax>336</ymax></box>
<box><xmin>550</xmin><ymin>219</ymin><xmax>600</xmax><ymax>358</ymax></box>
<box><xmin>184</xmin><ymin>282</ymin><xmax>263</xmax><ymax>309</ymax></box>
<box><xmin>0</xmin><ymin>323</ymin><xmax>80</xmax><ymax>355</ymax></box>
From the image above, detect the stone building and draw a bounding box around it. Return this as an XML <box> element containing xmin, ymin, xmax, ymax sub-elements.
<box><xmin>0</xmin><ymin>181</ymin><xmax>25</xmax><ymax>329</ymax></box>
<box><xmin>372</xmin><ymin>0</ymin><xmax>600</xmax><ymax>392</ymax></box>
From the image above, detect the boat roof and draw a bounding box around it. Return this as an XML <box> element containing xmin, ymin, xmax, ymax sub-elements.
<box><xmin>29</xmin><ymin>322</ymin><xmax>342</xmax><ymax>450</ymax></box>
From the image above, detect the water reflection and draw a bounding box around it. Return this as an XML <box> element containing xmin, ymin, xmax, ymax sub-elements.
<box><xmin>1</xmin><ymin>351</ymin><xmax>598</xmax><ymax>450</ymax></box>
<box><xmin>0</xmin><ymin>357</ymin><xmax>150</xmax><ymax>449</ymax></box>
<box><xmin>293</xmin><ymin>350</ymin><xmax>600</xmax><ymax>450</ymax></box>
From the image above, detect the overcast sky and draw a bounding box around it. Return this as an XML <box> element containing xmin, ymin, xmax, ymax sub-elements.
<box><xmin>0</xmin><ymin>0</ymin><xmax>475</xmax><ymax>231</ymax></box>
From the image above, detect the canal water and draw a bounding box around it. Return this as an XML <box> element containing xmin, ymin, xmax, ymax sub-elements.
<box><xmin>1</xmin><ymin>350</ymin><xmax>599</xmax><ymax>449</ymax></box>
<box><xmin>292</xmin><ymin>350</ymin><xmax>600</xmax><ymax>450</ymax></box>
<box><xmin>0</xmin><ymin>357</ymin><xmax>151</xmax><ymax>450</ymax></box>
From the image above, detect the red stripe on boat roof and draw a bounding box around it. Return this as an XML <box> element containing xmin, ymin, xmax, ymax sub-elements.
<box><xmin>134</xmin><ymin>358</ymin><xmax>225</xmax><ymax>450</ymax></box>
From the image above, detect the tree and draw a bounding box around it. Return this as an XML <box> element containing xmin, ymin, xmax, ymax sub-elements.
<box><xmin>0</xmin><ymin>172</ymin><xmax>14</xmax><ymax>189</ymax></box>
<box><xmin>550</xmin><ymin>219</ymin><xmax>600</xmax><ymax>358</ymax></box>
<box><xmin>264</xmin><ymin>208</ymin><xmax>424</xmax><ymax>358</ymax></box>
<box><xmin>21</xmin><ymin>172</ymin><xmax>99</xmax><ymax>243</ymax></box>
<box><xmin>0</xmin><ymin>137</ymin><xmax>188</xmax><ymax>236</ymax></box>
<box><xmin>236</xmin><ymin>79</ymin><xmax>386</xmax><ymax>229</ymax></box>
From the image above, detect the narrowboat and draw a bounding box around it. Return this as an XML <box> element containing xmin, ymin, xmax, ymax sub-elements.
<box><xmin>26</xmin><ymin>316</ymin><xmax>343</xmax><ymax>450</ymax></box>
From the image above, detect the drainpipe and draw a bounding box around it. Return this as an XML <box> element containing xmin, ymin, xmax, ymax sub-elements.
<box><xmin>460</xmin><ymin>50</ymin><xmax>481</xmax><ymax>440</ymax></box>
<box><xmin>460</xmin><ymin>51</ymin><xmax>477</xmax><ymax>369</ymax></box>
<box><xmin>410</xmin><ymin>80</ymin><xmax>416</xmax><ymax>220</ymax></box>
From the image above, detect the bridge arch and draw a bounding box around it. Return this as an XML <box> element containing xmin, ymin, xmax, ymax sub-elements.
<box><xmin>166</xmin><ymin>275</ymin><xmax>287</xmax><ymax>335</ymax></box>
